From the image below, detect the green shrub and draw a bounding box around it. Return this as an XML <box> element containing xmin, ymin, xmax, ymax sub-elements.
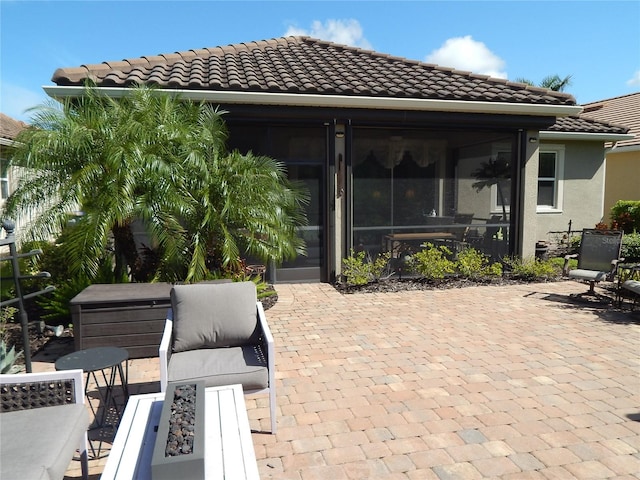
<box><xmin>0</xmin><ymin>305</ymin><xmax>21</xmax><ymax>374</ymax></box>
<box><xmin>408</xmin><ymin>243</ymin><xmax>456</xmax><ymax>280</ymax></box>
<box><xmin>0</xmin><ymin>341</ymin><xmax>22</xmax><ymax>374</ymax></box>
<box><xmin>456</xmin><ymin>247</ymin><xmax>502</xmax><ymax>278</ymax></box>
<box><xmin>38</xmin><ymin>276</ymin><xmax>91</xmax><ymax>323</ymax></box>
<box><xmin>342</xmin><ymin>249</ymin><xmax>392</xmax><ymax>286</ymax></box>
<box><xmin>503</xmin><ymin>256</ymin><xmax>561</xmax><ymax>281</ymax></box>
<box><xmin>232</xmin><ymin>272</ymin><xmax>277</xmax><ymax>300</ymax></box>
<box><xmin>36</xmin><ymin>241</ymin><xmax>115</xmax><ymax>324</ymax></box>
<box><xmin>610</xmin><ymin>200</ymin><xmax>640</xmax><ymax>233</ymax></box>
<box><xmin>549</xmin><ymin>256</ymin><xmax>577</xmax><ymax>272</ymax></box>
<box><xmin>621</xmin><ymin>232</ymin><xmax>640</xmax><ymax>262</ymax></box>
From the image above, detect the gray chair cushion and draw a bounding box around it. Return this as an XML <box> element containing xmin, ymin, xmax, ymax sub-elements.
<box><xmin>0</xmin><ymin>404</ymin><xmax>89</xmax><ymax>480</ymax></box>
<box><xmin>568</xmin><ymin>269</ymin><xmax>608</xmax><ymax>282</ymax></box>
<box><xmin>171</xmin><ymin>282</ymin><xmax>259</xmax><ymax>352</ymax></box>
<box><xmin>168</xmin><ymin>346</ymin><xmax>269</xmax><ymax>390</ymax></box>
<box><xmin>623</xmin><ymin>279</ymin><xmax>640</xmax><ymax>294</ymax></box>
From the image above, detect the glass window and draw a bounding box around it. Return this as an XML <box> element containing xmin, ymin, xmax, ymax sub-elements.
<box><xmin>0</xmin><ymin>159</ymin><xmax>8</xmax><ymax>200</ymax></box>
<box><xmin>537</xmin><ymin>146</ymin><xmax>564</xmax><ymax>211</ymax></box>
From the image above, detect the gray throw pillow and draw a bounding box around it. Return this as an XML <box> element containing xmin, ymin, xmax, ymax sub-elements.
<box><xmin>171</xmin><ymin>282</ymin><xmax>258</xmax><ymax>352</ymax></box>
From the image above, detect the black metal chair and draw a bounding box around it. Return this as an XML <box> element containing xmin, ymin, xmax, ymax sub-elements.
<box><xmin>563</xmin><ymin>229</ymin><xmax>624</xmax><ymax>295</ymax></box>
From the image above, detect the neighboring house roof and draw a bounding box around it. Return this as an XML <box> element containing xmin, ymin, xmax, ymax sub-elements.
<box><xmin>548</xmin><ymin>115</ymin><xmax>629</xmax><ymax>135</ymax></box>
<box><xmin>542</xmin><ymin>115</ymin><xmax>631</xmax><ymax>141</ymax></box>
<box><xmin>50</xmin><ymin>36</ymin><xmax>577</xmax><ymax>111</ymax></box>
<box><xmin>580</xmin><ymin>92</ymin><xmax>640</xmax><ymax>149</ymax></box>
<box><xmin>0</xmin><ymin>113</ymin><xmax>27</xmax><ymax>144</ymax></box>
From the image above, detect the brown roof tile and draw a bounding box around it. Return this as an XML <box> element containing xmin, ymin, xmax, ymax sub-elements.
<box><xmin>51</xmin><ymin>36</ymin><xmax>576</xmax><ymax>106</ymax></box>
<box><xmin>548</xmin><ymin>115</ymin><xmax>629</xmax><ymax>135</ymax></box>
<box><xmin>580</xmin><ymin>92</ymin><xmax>640</xmax><ymax>148</ymax></box>
<box><xmin>0</xmin><ymin>113</ymin><xmax>28</xmax><ymax>141</ymax></box>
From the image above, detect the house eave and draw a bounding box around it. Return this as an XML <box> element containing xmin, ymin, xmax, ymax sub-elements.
<box><xmin>608</xmin><ymin>144</ymin><xmax>640</xmax><ymax>154</ymax></box>
<box><xmin>0</xmin><ymin>137</ymin><xmax>19</xmax><ymax>147</ymax></box>
<box><xmin>43</xmin><ymin>85</ymin><xmax>583</xmax><ymax>117</ymax></box>
<box><xmin>539</xmin><ymin>131</ymin><xmax>635</xmax><ymax>142</ymax></box>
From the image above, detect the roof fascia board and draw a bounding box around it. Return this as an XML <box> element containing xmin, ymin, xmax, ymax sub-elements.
<box><xmin>540</xmin><ymin>131</ymin><xmax>635</xmax><ymax>142</ymax></box>
<box><xmin>609</xmin><ymin>144</ymin><xmax>640</xmax><ymax>154</ymax></box>
<box><xmin>43</xmin><ymin>85</ymin><xmax>583</xmax><ymax>118</ymax></box>
<box><xmin>0</xmin><ymin>138</ymin><xmax>19</xmax><ymax>147</ymax></box>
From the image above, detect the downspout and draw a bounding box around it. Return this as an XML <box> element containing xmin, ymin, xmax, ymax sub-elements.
<box><xmin>600</xmin><ymin>140</ymin><xmax>618</xmax><ymax>224</ymax></box>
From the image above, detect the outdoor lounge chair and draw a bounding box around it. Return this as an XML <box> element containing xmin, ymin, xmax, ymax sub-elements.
<box><xmin>563</xmin><ymin>229</ymin><xmax>624</xmax><ymax>295</ymax></box>
<box><xmin>0</xmin><ymin>368</ymin><xmax>90</xmax><ymax>480</ymax></box>
<box><xmin>159</xmin><ymin>281</ymin><xmax>276</xmax><ymax>433</ymax></box>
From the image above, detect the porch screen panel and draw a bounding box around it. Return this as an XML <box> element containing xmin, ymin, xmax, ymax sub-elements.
<box><xmin>227</xmin><ymin>125</ymin><xmax>326</xmax><ymax>275</ymax></box>
<box><xmin>352</xmin><ymin>128</ymin><xmax>515</xmax><ymax>262</ymax></box>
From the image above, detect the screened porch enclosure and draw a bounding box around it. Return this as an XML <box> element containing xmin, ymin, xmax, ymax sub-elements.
<box><xmin>351</xmin><ymin>128</ymin><xmax>516</xmax><ymax>263</ymax></box>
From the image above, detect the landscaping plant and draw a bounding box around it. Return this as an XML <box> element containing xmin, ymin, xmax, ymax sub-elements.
<box><xmin>0</xmin><ymin>306</ymin><xmax>22</xmax><ymax>374</ymax></box>
<box><xmin>610</xmin><ymin>200</ymin><xmax>640</xmax><ymax>234</ymax></box>
<box><xmin>3</xmin><ymin>84</ymin><xmax>308</xmax><ymax>285</ymax></box>
<box><xmin>342</xmin><ymin>249</ymin><xmax>392</xmax><ymax>286</ymax></box>
<box><xmin>502</xmin><ymin>255</ymin><xmax>560</xmax><ymax>281</ymax></box>
<box><xmin>408</xmin><ymin>243</ymin><xmax>456</xmax><ymax>280</ymax></box>
<box><xmin>456</xmin><ymin>246</ymin><xmax>502</xmax><ymax>279</ymax></box>
<box><xmin>621</xmin><ymin>232</ymin><xmax>640</xmax><ymax>263</ymax></box>
<box><xmin>0</xmin><ymin>341</ymin><xmax>22</xmax><ymax>374</ymax></box>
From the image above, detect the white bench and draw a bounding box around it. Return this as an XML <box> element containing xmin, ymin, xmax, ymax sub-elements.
<box><xmin>101</xmin><ymin>384</ymin><xmax>259</xmax><ymax>480</ymax></box>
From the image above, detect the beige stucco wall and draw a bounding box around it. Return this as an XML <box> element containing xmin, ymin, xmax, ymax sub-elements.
<box><xmin>520</xmin><ymin>132</ymin><xmax>540</xmax><ymax>259</ymax></box>
<box><xmin>535</xmin><ymin>140</ymin><xmax>606</xmax><ymax>243</ymax></box>
<box><xmin>603</xmin><ymin>149</ymin><xmax>640</xmax><ymax>218</ymax></box>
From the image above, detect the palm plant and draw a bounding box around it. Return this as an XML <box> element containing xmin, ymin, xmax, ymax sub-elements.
<box><xmin>515</xmin><ymin>74</ymin><xmax>573</xmax><ymax>92</ymax></box>
<box><xmin>4</xmin><ymin>85</ymin><xmax>307</xmax><ymax>283</ymax></box>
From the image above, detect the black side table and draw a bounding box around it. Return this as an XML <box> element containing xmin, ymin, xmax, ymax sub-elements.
<box><xmin>55</xmin><ymin>347</ymin><xmax>129</xmax><ymax>429</ymax></box>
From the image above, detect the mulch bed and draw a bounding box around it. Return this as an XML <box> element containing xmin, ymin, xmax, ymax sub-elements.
<box><xmin>334</xmin><ymin>275</ymin><xmax>554</xmax><ymax>294</ymax></box>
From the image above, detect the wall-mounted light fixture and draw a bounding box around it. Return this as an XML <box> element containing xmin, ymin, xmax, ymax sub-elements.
<box><xmin>335</xmin><ymin>131</ymin><xmax>345</xmax><ymax>138</ymax></box>
<box><xmin>528</xmin><ymin>136</ymin><xmax>538</xmax><ymax>143</ymax></box>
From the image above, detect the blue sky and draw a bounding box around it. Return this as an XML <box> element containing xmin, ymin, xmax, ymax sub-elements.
<box><xmin>2</xmin><ymin>0</ymin><xmax>639</xmax><ymax>122</ymax></box>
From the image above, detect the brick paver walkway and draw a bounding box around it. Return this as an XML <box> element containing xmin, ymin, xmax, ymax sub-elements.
<box><xmin>34</xmin><ymin>280</ymin><xmax>639</xmax><ymax>479</ymax></box>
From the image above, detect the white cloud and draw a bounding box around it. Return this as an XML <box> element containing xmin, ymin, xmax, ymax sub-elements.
<box><xmin>284</xmin><ymin>19</ymin><xmax>372</xmax><ymax>50</ymax></box>
<box><xmin>626</xmin><ymin>70</ymin><xmax>640</xmax><ymax>86</ymax></box>
<box><xmin>1</xmin><ymin>83</ymin><xmax>48</xmax><ymax>123</ymax></box>
<box><xmin>425</xmin><ymin>35</ymin><xmax>507</xmax><ymax>79</ymax></box>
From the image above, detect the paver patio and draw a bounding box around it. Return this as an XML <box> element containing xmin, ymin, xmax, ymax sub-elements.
<box><xmin>32</xmin><ymin>280</ymin><xmax>639</xmax><ymax>479</ymax></box>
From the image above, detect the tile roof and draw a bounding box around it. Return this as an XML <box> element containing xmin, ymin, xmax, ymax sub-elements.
<box><xmin>0</xmin><ymin>113</ymin><xmax>28</xmax><ymax>141</ymax></box>
<box><xmin>52</xmin><ymin>36</ymin><xmax>577</xmax><ymax>107</ymax></box>
<box><xmin>580</xmin><ymin>92</ymin><xmax>640</xmax><ymax>148</ymax></box>
<box><xmin>547</xmin><ymin>115</ymin><xmax>630</xmax><ymax>135</ymax></box>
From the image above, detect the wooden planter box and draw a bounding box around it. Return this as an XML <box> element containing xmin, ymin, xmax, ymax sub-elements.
<box><xmin>69</xmin><ymin>283</ymin><xmax>172</xmax><ymax>359</ymax></box>
<box><xmin>151</xmin><ymin>382</ymin><xmax>205</xmax><ymax>480</ymax></box>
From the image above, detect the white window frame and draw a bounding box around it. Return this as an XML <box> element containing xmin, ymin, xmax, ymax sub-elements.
<box><xmin>537</xmin><ymin>144</ymin><xmax>565</xmax><ymax>213</ymax></box>
<box><xmin>0</xmin><ymin>159</ymin><xmax>9</xmax><ymax>200</ymax></box>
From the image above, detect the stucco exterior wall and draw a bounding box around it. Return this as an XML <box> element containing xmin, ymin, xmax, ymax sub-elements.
<box><xmin>603</xmin><ymin>149</ymin><xmax>640</xmax><ymax>217</ymax></box>
<box><xmin>535</xmin><ymin>140</ymin><xmax>606</xmax><ymax>242</ymax></box>
<box><xmin>520</xmin><ymin>132</ymin><xmax>540</xmax><ymax>259</ymax></box>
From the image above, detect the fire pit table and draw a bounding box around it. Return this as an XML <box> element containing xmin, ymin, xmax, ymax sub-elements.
<box><xmin>101</xmin><ymin>384</ymin><xmax>259</xmax><ymax>480</ymax></box>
